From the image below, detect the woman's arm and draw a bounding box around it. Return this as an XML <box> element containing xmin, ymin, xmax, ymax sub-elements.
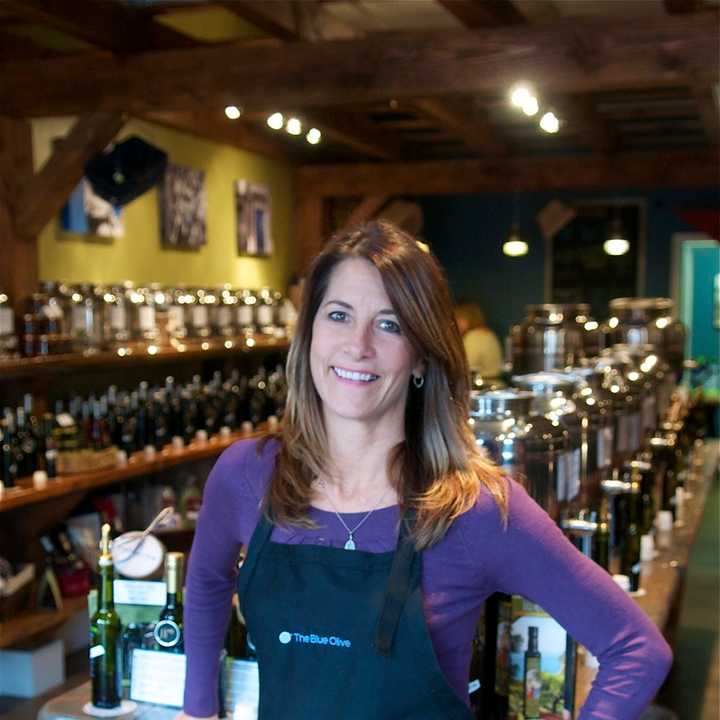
<box><xmin>182</xmin><ymin>442</ymin><xmax>261</xmax><ymax>717</ymax></box>
<box><xmin>484</xmin><ymin>479</ymin><xmax>672</xmax><ymax>719</ymax></box>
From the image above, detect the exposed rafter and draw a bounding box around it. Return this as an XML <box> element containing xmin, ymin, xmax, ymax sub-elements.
<box><xmin>1</xmin><ymin>0</ymin><xmax>197</xmax><ymax>52</ymax></box>
<box><xmin>437</xmin><ymin>0</ymin><xmax>528</xmax><ymax>27</ymax></box>
<box><xmin>690</xmin><ymin>82</ymin><xmax>720</xmax><ymax>146</ymax></box>
<box><xmin>297</xmin><ymin>149</ymin><xmax>717</xmax><ymax>197</ymax></box>
<box><xmin>1</xmin><ymin>14</ymin><xmax>716</xmax><ymax>117</ymax></box>
<box><xmin>219</xmin><ymin>1</ymin><xmax>301</xmax><ymax>41</ymax></box>
<box><xmin>15</xmin><ymin>112</ymin><xmax>125</xmax><ymax>238</ymax></box>
<box><xmin>413</xmin><ymin>97</ymin><xmax>508</xmax><ymax>157</ymax></box>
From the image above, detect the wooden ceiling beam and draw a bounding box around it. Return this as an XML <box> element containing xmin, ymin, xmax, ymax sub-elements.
<box><xmin>296</xmin><ymin>149</ymin><xmax>717</xmax><ymax>198</ymax></box>
<box><xmin>15</xmin><ymin>112</ymin><xmax>125</xmax><ymax>239</ymax></box>
<box><xmin>664</xmin><ymin>0</ymin><xmax>703</xmax><ymax>14</ymax></box>
<box><xmin>437</xmin><ymin>0</ymin><xmax>527</xmax><ymax>27</ymax></box>
<box><xmin>413</xmin><ymin>97</ymin><xmax>508</xmax><ymax>157</ymax></box>
<box><xmin>302</xmin><ymin>109</ymin><xmax>405</xmax><ymax>161</ymax></box>
<box><xmin>690</xmin><ymin>82</ymin><xmax>720</xmax><ymax>146</ymax></box>
<box><xmin>219</xmin><ymin>1</ymin><xmax>301</xmax><ymax>41</ymax></box>
<box><xmin>1</xmin><ymin>13</ymin><xmax>717</xmax><ymax>117</ymax></box>
<box><xmin>1</xmin><ymin>0</ymin><xmax>196</xmax><ymax>53</ymax></box>
<box><xmin>553</xmin><ymin>95</ymin><xmax>616</xmax><ymax>153</ymax></box>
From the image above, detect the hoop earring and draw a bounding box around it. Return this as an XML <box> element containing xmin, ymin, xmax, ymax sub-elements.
<box><xmin>412</xmin><ymin>374</ymin><xmax>424</xmax><ymax>389</ymax></box>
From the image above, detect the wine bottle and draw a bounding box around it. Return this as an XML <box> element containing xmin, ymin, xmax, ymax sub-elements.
<box><xmin>1</xmin><ymin>419</ymin><xmax>17</xmax><ymax>488</ymax></box>
<box><xmin>523</xmin><ymin>626</ymin><xmax>541</xmax><ymax>720</ymax></box>
<box><xmin>154</xmin><ymin>552</ymin><xmax>184</xmax><ymax>653</ymax></box>
<box><xmin>620</xmin><ymin>474</ymin><xmax>642</xmax><ymax>592</ymax></box>
<box><xmin>593</xmin><ymin>498</ymin><xmax>610</xmax><ymax>572</ymax></box>
<box><xmin>90</xmin><ymin>523</ymin><xmax>122</xmax><ymax>709</ymax></box>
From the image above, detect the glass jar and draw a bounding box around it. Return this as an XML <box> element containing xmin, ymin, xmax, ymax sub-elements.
<box><xmin>69</xmin><ymin>283</ymin><xmax>104</xmax><ymax>352</ymax></box>
<box><xmin>126</xmin><ymin>285</ymin><xmax>158</xmax><ymax>343</ymax></box>
<box><xmin>215</xmin><ymin>285</ymin><xmax>237</xmax><ymax>339</ymax></box>
<box><xmin>38</xmin><ymin>281</ymin><xmax>73</xmax><ymax>354</ymax></box>
<box><xmin>0</xmin><ymin>291</ymin><xmax>18</xmax><ymax>357</ymax></box>
<box><xmin>255</xmin><ymin>287</ymin><xmax>276</xmax><ymax>336</ymax></box>
<box><xmin>511</xmin><ymin>372</ymin><xmax>584</xmax><ymax>515</ymax></box>
<box><xmin>235</xmin><ymin>288</ymin><xmax>257</xmax><ymax>336</ymax></box>
<box><xmin>469</xmin><ymin>389</ymin><xmax>568</xmax><ymax>522</ymax></box>
<box><xmin>166</xmin><ymin>287</ymin><xmax>190</xmax><ymax>341</ymax></box>
<box><xmin>187</xmin><ymin>288</ymin><xmax>213</xmax><ymax>340</ymax></box>
<box><xmin>102</xmin><ymin>285</ymin><xmax>131</xmax><ymax>346</ymax></box>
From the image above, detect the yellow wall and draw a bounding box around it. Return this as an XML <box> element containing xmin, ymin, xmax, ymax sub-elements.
<box><xmin>32</xmin><ymin>118</ymin><xmax>296</xmax><ymax>292</ymax></box>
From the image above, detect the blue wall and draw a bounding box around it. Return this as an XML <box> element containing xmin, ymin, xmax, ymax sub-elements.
<box><xmin>418</xmin><ymin>187</ymin><xmax>719</xmax><ymax>340</ymax></box>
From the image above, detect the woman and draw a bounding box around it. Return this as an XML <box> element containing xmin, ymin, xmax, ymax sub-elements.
<box><xmin>181</xmin><ymin>221</ymin><xmax>671</xmax><ymax>719</ymax></box>
<box><xmin>454</xmin><ymin>301</ymin><xmax>504</xmax><ymax>379</ymax></box>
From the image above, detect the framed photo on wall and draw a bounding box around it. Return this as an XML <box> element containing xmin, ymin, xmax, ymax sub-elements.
<box><xmin>161</xmin><ymin>163</ymin><xmax>207</xmax><ymax>250</ymax></box>
<box><xmin>61</xmin><ymin>177</ymin><xmax>124</xmax><ymax>239</ymax></box>
<box><xmin>235</xmin><ymin>179</ymin><xmax>273</xmax><ymax>257</ymax></box>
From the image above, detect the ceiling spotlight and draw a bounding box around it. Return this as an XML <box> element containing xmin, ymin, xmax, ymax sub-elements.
<box><xmin>521</xmin><ymin>96</ymin><xmax>539</xmax><ymax>117</ymax></box>
<box><xmin>510</xmin><ymin>84</ymin><xmax>533</xmax><ymax>108</ymax></box>
<box><xmin>286</xmin><ymin>117</ymin><xmax>302</xmax><ymax>135</ymax></box>
<box><xmin>539</xmin><ymin>111</ymin><xmax>560</xmax><ymax>133</ymax></box>
<box><xmin>267</xmin><ymin>112</ymin><xmax>284</xmax><ymax>130</ymax></box>
<box><xmin>306</xmin><ymin>128</ymin><xmax>322</xmax><ymax>145</ymax></box>
<box><xmin>224</xmin><ymin>105</ymin><xmax>242</xmax><ymax>120</ymax></box>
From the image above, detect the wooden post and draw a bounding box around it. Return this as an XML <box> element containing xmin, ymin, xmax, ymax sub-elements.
<box><xmin>0</xmin><ymin>117</ymin><xmax>36</xmax><ymax>317</ymax></box>
<box><xmin>294</xmin><ymin>195</ymin><xmax>326</xmax><ymax>274</ymax></box>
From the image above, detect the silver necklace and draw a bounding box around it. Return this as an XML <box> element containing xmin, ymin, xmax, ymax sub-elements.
<box><xmin>317</xmin><ymin>480</ymin><xmax>391</xmax><ymax>551</ymax></box>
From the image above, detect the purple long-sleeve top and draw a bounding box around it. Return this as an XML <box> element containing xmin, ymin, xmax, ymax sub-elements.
<box><xmin>183</xmin><ymin>438</ymin><xmax>672</xmax><ymax>718</ymax></box>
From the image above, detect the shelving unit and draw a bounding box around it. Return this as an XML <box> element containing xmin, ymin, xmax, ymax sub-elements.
<box><xmin>0</xmin><ymin>427</ymin><xmax>266</xmax><ymax>514</ymax></box>
<box><xmin>0</xmin><ymin>336</ymin><xmax>289</xmax><ymax>379</ymax></box>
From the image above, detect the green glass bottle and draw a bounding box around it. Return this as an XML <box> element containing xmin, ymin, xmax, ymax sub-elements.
<box><xmin>90</xmin><ymin>523</ymin><xmax>122</xmax><ymax>709</ymax></box>
<box><xmin>592</xmin><ymin>498</ymin><xmax>610</xmax><ymax>572</ymax></box>
<box><xmin>621</xmin><ymin>474</ymin><xmax>642</xmax><ymax>592</ymax></box>
<box><xmin>154</xmin><ymin>552</ymin><xmax>184</xmax><ymax>653</ymax></box>
<box><xmin>523</xmin><ymin>626</ymin><xmax>542</xmax><ymax>720</ymax></box>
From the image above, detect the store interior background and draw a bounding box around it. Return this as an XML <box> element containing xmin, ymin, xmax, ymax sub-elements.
<box><xmin>1</xmin><ymin>1</ymin><xmax>718</xmax><ymax>718</ymax></box>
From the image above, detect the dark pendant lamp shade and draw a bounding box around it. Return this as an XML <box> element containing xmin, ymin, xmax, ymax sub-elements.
<box><xmin>85</xmin><ymin>136</ymin><xmax>168</xmax><ymax>206</ymax></box>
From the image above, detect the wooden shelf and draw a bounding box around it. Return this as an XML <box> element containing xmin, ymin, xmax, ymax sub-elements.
<box><xmin>0</xmin><ymin>594</ymin><xmax>87</xmax><ymax>649</ymax></box>
<box><xmin>0</xmin><ymin>336</ymin><xmax>289</xmax><ymax>379</ymax></box>
<box><xmin>0</xmin><ymin>428</ymin><xmax>267</xmax><ymax>514</ymax></box>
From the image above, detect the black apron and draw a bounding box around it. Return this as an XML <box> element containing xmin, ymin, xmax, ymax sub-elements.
<box><xmin>237</xmin><ymin>511</ymin><xmax>473</xmax><ymax>719</ymax></box>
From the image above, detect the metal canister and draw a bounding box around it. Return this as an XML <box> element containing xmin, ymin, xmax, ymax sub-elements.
<box><xmin>125</xmin><ymin>285</ymin><xmax>158</xmax><ymax>343</ymax></box>
<box><xmin>511</xmin><ymin>372</ymin><xmax>584</xmax><ymax>515</ymax></box>
<box><xmin>215</xmin><ymin>285</ymin><xmax>238</xmax><ymax>339</ymax></box>
<box><xmin>69</xmin><ymin>283</ymin><xmax>104</xmax><ymax>352</ymax></box>
<box><xmin>103</xmin><ymin>285</ymin><xmax>131</xmax><ymax>346</ymax></box>
<box><xmin>469</xmin><ymin>389</ymin><xmax>568</xmax><ymax>522</ymax></box>
<box><xmin>255</xmin><ymin>287</ymin><xmax>277</xmax><ymax>336</ymax></box>
<box><xmin>235</xmin><ymin>289</ymin><xmax>257</xmax><ymax>336</ymax></box>
<box><xmin>607</xmin><ymin>297</ymin><xmax>686</xmax><ymax>381</ymax></box>
<box><xmin>595</xmin><ymin>355</ymin><xmax>642</xmax><ymax>465</ymax></box>
<box><xmin>507</xmin><ymin>303</ymin><xmax>590</xmax><ymax>374</ymax></box>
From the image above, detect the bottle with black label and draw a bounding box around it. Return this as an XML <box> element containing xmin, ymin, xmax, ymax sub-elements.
<box><xmin>90</xmin><ymin>523</ymin><xmax>122</xmax><ymax>709</ymax></box>
<box><xmin>155</xmin><ymin>552</ymin><xmax>184</xmax><ymax>653</ymax></box>
<box><xmin>523</xmin><ymin>626</ymin><xmax>541</xmax><ymax>720</ymax></box>
<box><xmin>1</xmin><ymin>419</ymin><xmax>18</xmax><ymax>488</ymax></box>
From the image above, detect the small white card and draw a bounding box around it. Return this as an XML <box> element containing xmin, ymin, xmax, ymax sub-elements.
<box><xmin>224</xmin><ymin>658</ymin><xmax>259</xmax><ymax>718</ymax></box>
<box><xmin>114</xmin><ymin>580</ymin><xmax>166</xmax><ymax>606</ymax></box>
<box><xmin>130</xmin><ymin>649</ymin><xmax>186</xmax><ymax>707</ymax></box>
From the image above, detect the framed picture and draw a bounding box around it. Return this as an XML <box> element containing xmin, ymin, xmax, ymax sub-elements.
<box><xmin>161</xmin><ymin>163</ymin><xmax>207</xmax><ymax>250</ymax></box>
<box><xmin>235</xmin><ymin>179</ymin><xmax>272</xmax><ymax>257</ymax></box>
<box><xmin>61</xmin><ymin>178</ymin><xmax>124</xmax><ymax>239</ymax></box>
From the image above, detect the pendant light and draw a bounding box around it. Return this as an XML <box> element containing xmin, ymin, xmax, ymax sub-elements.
<box><xmin>603</xmin><ymin>208</ymin><xmax>629</xmax><ymax>256</ymax></box>
<box><xmin>503</xmin><ymin>192</ymin><xmax>528</xmax><ymax>257</ymax></box>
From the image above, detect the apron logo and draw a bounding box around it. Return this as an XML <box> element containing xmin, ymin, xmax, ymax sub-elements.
<box><xmin>278</xmin><ymin>631</ymin><xmax>352</xmax><ymax>648</ymax></box>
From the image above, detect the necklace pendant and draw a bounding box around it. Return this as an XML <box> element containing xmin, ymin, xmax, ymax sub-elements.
<box><xmin>344</xmin><ymin>536</ymin><xmax>356</xmax><ymax>551</ymax></box>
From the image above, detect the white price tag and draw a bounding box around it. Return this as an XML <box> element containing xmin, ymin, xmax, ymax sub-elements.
<box><xmin>113</xmin><ymin>579</ymin><xmax>166</xmax><ymax>606</ymax></box>
<box><xmin>130</xmin><ymin>649</ymin><xmax>186</xmax><ymax>707</ymax></box>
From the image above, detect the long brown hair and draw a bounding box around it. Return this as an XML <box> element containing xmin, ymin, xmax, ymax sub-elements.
<box><xmin>265</xmin><ymin>220</ymin><xmax>507</xmax><ymax>548</ymax></box>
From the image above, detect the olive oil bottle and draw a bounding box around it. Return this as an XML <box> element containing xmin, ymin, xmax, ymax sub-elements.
<box><xmin>89</xmin><ymin>523</ymin><xmax>122</xmax><ymax>708</ymax></box>
<box><xmin>523</xmin><ymin>626</ymin><xmax>542</xmax><ymax>720</ymax></box>
<box><xmin>154</xmin><ymin>552</ymin><xmax>185</xmax><ymax>652</ymax></box>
